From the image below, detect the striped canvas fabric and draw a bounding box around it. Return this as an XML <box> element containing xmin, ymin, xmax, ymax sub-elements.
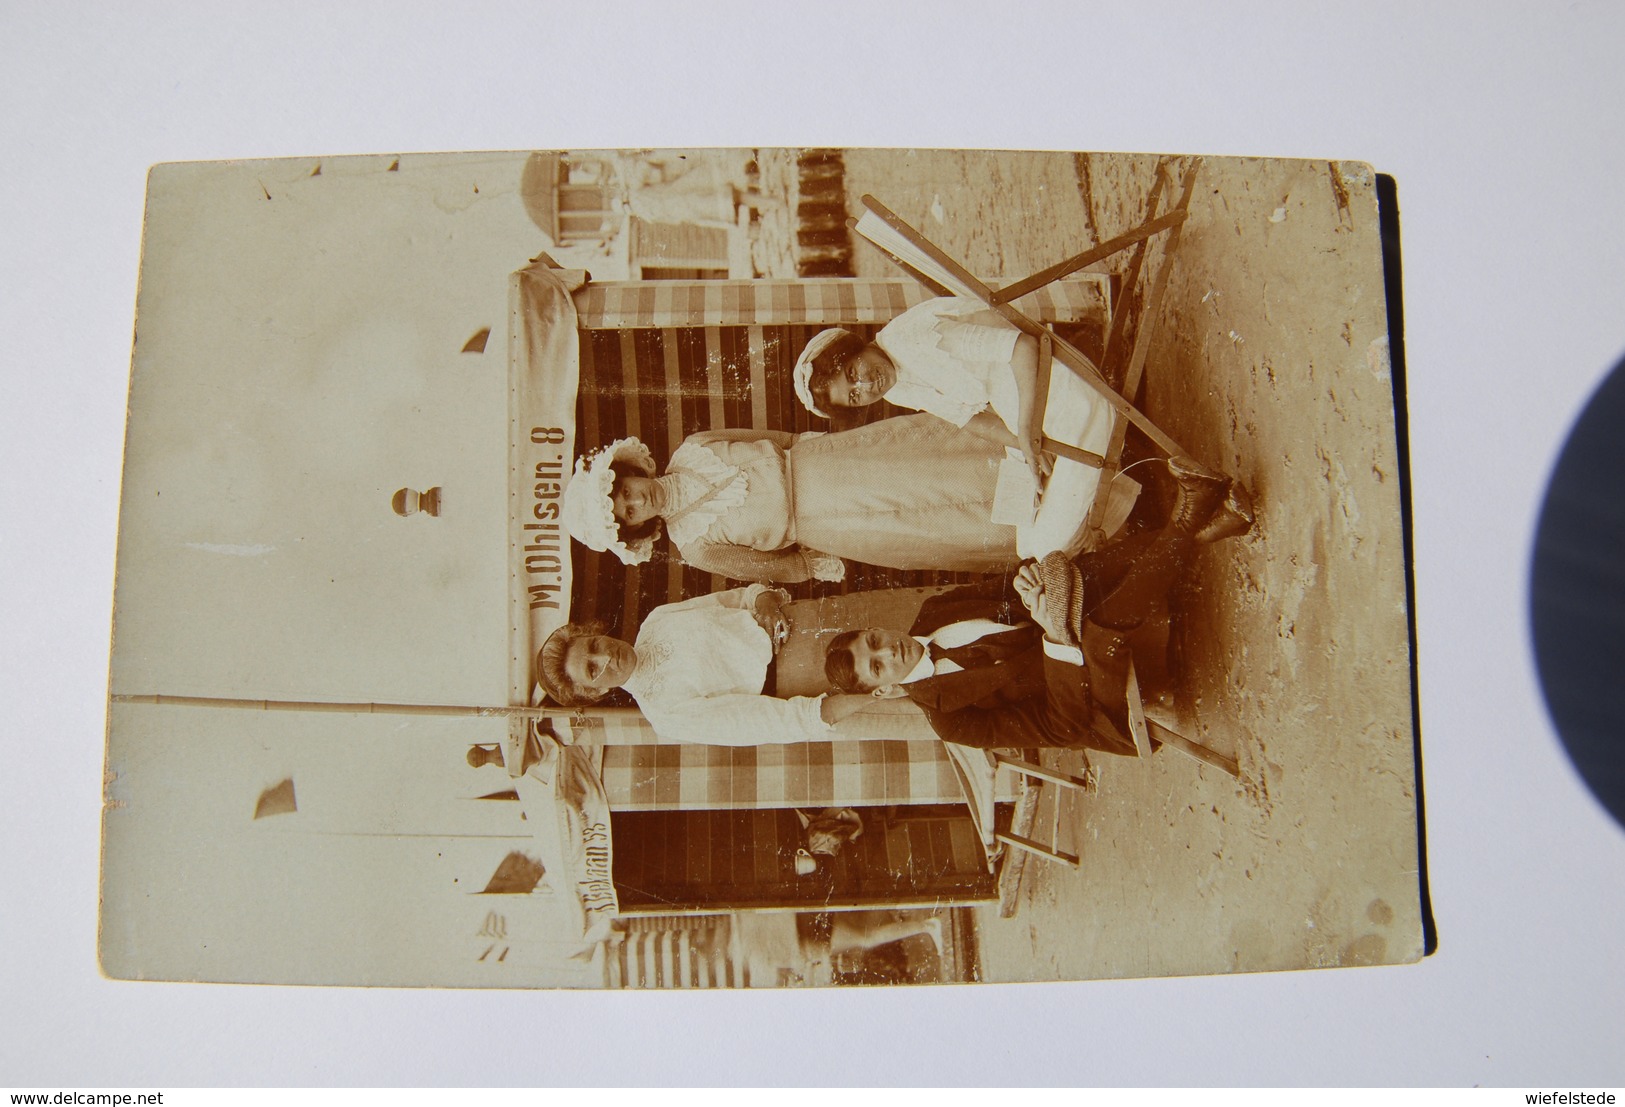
<box><xmin>605</xmin><ymin>915</ymin><xmax>740</xmax><ymax>988</ymax></box>
<box><xmin>572</xmin><ymin>275</ymin><xmax>1109</xmax><ymax>330</ymax></box>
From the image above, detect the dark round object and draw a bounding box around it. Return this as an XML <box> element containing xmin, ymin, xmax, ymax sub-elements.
<box><xmin>1531</xmin><ymin>350</ymin><xmax>1625</xmax><ymax>831</ymax></box>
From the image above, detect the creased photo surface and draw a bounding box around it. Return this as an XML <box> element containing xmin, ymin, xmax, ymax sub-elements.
<box><xmin>101</xmin><ymin>148</ymin><xmax>1425</xmax><ymax>988</ymax></box>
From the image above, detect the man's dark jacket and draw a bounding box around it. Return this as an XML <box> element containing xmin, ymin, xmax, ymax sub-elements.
<box><xmin>903</xmin><ymin>576</ymin><xmax>1138</xmax><ymax>756</ymax></box>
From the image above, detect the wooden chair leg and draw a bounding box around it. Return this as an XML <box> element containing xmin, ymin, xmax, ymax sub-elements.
<box><xmin>990</xmin><ymin>755</ymin><xmax>1089</xmax><ymax>870</ymax></box>
<box><xmin>997</xmin><ymin>830</ymin><xmax>1080</xmax><ymax>869</ymax></box>
<box><xmin>1145</xmin><ymin>719</ymin><xmax>1240</xmax><ymax>777</ymax></box>
<box><xmin>992</xmin><ymin>753</ymin><xmax>1091</xmax><ymax>792</ymax></box>
<box><xmin>1125</xmin><ymin>660</ymin><xmax>1156</xmax><ymax>760</ymax></box>
<box><xmin>1086</xmin><ymin>159</ymin><xmax>1204</xmax><ymax>535</ymax></box>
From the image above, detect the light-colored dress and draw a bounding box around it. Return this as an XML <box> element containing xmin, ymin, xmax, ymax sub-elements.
<box><xmin>875</xmin><ymin>296</ymin><xmax>1121</xmax><ymax>558</ymax></box>
<box><xmin>621</xmin><ymin>586</ymin><xmax>833</xmax><ymax>745</ymax></box>
<box><xmin>657</xmin><ymin>415</ymin><xmax>1019</xmax><ymax>583</ymax></box>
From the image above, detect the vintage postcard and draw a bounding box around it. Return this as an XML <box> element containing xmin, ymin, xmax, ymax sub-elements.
<box><xmin>101</xmin><ymin>148</ymin><xmax>1427</xmax><ymax>987</ymax></box>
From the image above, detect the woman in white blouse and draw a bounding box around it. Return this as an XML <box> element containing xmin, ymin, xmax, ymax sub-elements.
<box><xmin>792</xmin><ymin>295</ymin><xmax>1141</xmax><ymax>560</ymax></box>
<box><xmin>560</xmin><ymin>421</ymin><xmax>1022</xmax><ymax>585</ymax></box>
<box><xmin>536</xmin><ymin>584</ymin><xmax>874</xmax><ymax>745</ymax></box>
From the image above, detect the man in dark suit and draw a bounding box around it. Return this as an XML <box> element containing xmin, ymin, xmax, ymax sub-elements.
<box><xmin>824</xmin><ymin>458</ymin><xmax>1248</xmax><ymax>756</ymax></box>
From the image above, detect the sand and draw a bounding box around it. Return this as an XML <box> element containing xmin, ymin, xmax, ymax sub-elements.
<box><xmin>840</xmin><ymin>149</ymin><xmax>1425</xmax><ymax>982</ymax></box>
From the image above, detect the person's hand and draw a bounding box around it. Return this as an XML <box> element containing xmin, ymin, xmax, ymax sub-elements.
<box><xmin>807</xmin><ymin>552</ymin><xmax>846</xmax><ymax>582</ymax></box>
<box><xmin>753</xmin><ymin>588</ymin><xmax>792</xmax><ymax>653</ymax></box>
<box><xmin>765</xmin><ymin>610</ymin><xmax>791</xmax><ymax>654</ymax></box>
<box><xmin>1014</xmin><ymin>563</ymin><xmax>1068</xmax><ymax>644</ymax></box>
<box><xmin>1013</xmin><ymin>562</ymin><xmax>1044</xmax><ymax>610</ymax></box>
<box><xmin>752</xmin><ymin>587</ymin><xmax>790</xmax><ymax>617</ymax></box>
<box><xmin>1021</xmin><ymin>435</ymin><xmax>1053</xmax><ymax>491</ymax></box>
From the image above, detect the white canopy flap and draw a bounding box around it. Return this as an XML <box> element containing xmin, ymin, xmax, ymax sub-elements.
<box><xmin>507</xmin><ymin>259</ymin><xmax>588</xmax><ymax>702</ymax></box>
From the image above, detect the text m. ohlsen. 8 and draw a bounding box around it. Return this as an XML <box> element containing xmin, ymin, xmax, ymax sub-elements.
<box><xmin>525</xmin><ymin>426</ymin><xmax>568</xmax><ymax>611</ymax></box>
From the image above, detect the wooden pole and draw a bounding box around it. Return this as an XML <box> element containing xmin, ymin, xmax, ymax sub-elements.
<box><xmin>111</xmin><ymin>692</ymin><xmax>554</xmax><ymax>720</ymax></box>
<box><xmin>1100</xmin><ymin>160</ymin><xmax>1172</xmax><ymax>368</ymax></box>
<box><xmin>993</xmin><ymin>207</ymin><xmax>1188</xmax><ymax>304</ymax></box>
<box><xmin>1146</xmin><ymin>719</ymin><xmax>1240</xmax><ymax>778</ymax></box>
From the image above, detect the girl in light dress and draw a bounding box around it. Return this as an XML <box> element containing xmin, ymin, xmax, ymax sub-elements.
<box><xmin>560</xmin><ymin>417</ymin><xmax>1026</xmax><ymax>584</ymax></box>
<box><xmin>793</xmin><ymin>295</ymin><xmax>1142</xmax><ymax>560</ymax></box>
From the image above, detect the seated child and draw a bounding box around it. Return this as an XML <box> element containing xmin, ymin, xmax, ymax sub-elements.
<box><xmin>792</xmin><ymin>295</ymin><xmax>1136</xmax><ymax>557</ymax></box>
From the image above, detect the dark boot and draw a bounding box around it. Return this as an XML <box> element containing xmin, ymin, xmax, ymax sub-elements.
<box><xmin>1195</xmin><ymin>481</ymin><xmax>1256</xmax><ymax>543</ymax></box>
<box><xmin>1165</xmin><ymin>455</ymin><xmax>1229</xmax><ymax>536</ymax></box>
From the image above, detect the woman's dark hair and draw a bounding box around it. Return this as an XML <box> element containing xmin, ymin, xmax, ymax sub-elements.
<box><xmin>607</xmin><ymin>458</ymin><xmax>662</xmax><ymax>544</ymax></box>
<box><xmin>805</xmin><ymin>330</ymin><xmax>869</xmax><ymax>414</ymax></box>
<box><xmin>536</xmin><ymin>620</ymin><xmax>611</xmax><ymax>706</ymax></box>
<box><xmin>824</xmin><ymin>629</ymin><xmax>866</xmax><ymax>692</ymax></box>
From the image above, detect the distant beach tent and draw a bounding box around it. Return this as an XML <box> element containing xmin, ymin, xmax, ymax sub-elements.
<box><xmin>252</xmin><ymin>778</ymin><xmax>297</xmax><ymax>819</ymax></box>
<box><xmin>520</xmin><ymin>151</ymin><xmax>622</xmax><ymax>246</ymax></box>
<box><xmin>391</xmin><ymin>486</ymin><xmax>442</xmax><ymax>517</ymax></box>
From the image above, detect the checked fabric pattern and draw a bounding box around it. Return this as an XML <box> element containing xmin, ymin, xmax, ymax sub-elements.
<box><xmin>598</xmin><ymin>738</ymin><xmax>1000</xmax><ymax>812</ymax></box>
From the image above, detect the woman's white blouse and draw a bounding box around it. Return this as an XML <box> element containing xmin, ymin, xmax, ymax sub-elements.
<box><xmin>874</xmin><ymin>296</ymin><xmax>1023</xmax><ymax>432</ymax></box>
<box><xmin>620</xmin><ymin>586</ymin><xmax>833</xmax><ymax>745</ymax></box>
<box><xmin>662</xmin><ymin>439</ymin><xmax>752</xmax><ymax>550</ymax></box>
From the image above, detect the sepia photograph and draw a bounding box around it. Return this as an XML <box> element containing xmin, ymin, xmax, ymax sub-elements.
<box><xmin>101</xmin><ymin>146</ymin><xmax>1425</xmax><ymax>989</ymax></box>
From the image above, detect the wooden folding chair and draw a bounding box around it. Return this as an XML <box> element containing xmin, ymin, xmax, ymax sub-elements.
<box><xmin>990</xmin><ymin>753</ymin><xmax>1093</xmax><ymax>869</ymax></box>
<box><xmin>850</xmin><ymin>157</ymin><xmax>1206</xmax><ymax>542</ymax></box>
<box><xmin>1122</xmin><ymin>659</ymin><xmax>1240</xmax><ymax>777</ymax></box>
<box><xmin>938</xmin><ymin>741</ymin><xmax>1090</xmax><ymax>870</ymax></box>
<box><xmin>853</xmin><ymin>158</ymin><xmax>1241</xmax><ymax>783</ymax></box>
<box><xmin>1082</xmin><ymin>617</ymin><xmax>1241</xmax><ymax>778</ymax></box>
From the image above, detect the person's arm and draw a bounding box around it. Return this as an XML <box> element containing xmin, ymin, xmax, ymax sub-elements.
<box><xmin>644</xmin><ymin>586</ymin><xmax>752</xmax><ymax>617</ymax></box>
<box><xmin>747</xmin><ymin>586</ymin><xmax>793</xmax><ymax>649</ymax></box>
<box><xmin>800</xmin><ymin>549</ymin><xmax>846</xmax><ymax>582</ymax></box>
<box><xmin>818</xmin><ymin>693</ymin><xmax>877</xmax><ymax>726</ymax></box>
<box><xmin>708</xmin><ymin>584</ymin><xmax>772</xmax><ymax>611</ymax></box>
<box><xmin>960</xmin><ymin>409</ymin><xmax>1020</xmax><ymax>449</ymax></box>
<box><xmin>675</xmin><ymin>535</ymin><xmax>819</xmax><ymax>584</ymax></box>
<box><xmin>688</xmin><ymin>427</ymin><xmax>798</xmax><ymax>449</ymax></box>
<box><xmin>1013</xmin><ymin>561</ymin><xmax>1075</xmax><ymax>647</ymax></box>
<box><xmin>1007</xmin><ymin>334</ymin><xmax>1052</xmax><ymax>481</ymax></box>
<box><xmin>648</xmin><ymin>690</ymin><xmax>839</xmax><ymax>745</ymax></box>
<box><xmin>682</xmin><ymin>583</ymin><xmax>794</xmax><ymax>649</ymax></box>
<box><xmin>909</xmin><ymin>308</ymin><xmax>1049</xmax><ymax>480</ymax></box>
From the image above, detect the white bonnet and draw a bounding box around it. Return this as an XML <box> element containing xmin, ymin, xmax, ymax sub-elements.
<box><xmin>560</xmin><ymin>437</ymin><xmax>660</xmax><ymax>565</ymax></box>
<box><xmin>791</xmin><ymin>327</ymin><xmax>854</xmax><ymax>419</ymax></box>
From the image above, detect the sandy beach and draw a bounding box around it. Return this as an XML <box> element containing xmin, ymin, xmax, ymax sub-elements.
<box><xmin>840</xmin><ymin>149</ymin><xmax>1424</xmax><ymax>981</ymax></box>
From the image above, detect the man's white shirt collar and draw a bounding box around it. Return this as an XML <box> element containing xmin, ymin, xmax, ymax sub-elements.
<box><xmin>901</xmin><ymin>636</ymin><xmax>935</xmax><ymax>684</ymax></box>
